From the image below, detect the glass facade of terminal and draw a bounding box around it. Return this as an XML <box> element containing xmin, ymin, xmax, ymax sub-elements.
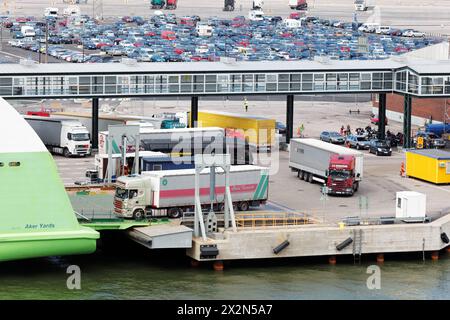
<box><xmin>0</xmin><ymin>69</ymin><xmax>448</xmax><ymax>98</ymax></box>
<box><xmin>395</xmin><ymin>69</ymin><xmax>450</xmax><ymax>96</ymax></box>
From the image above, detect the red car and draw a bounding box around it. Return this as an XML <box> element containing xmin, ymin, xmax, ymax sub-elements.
<box><xmin>370</xmin><ymin>117</ymin><xmax>388</xmax><ymax>125</ymax></box>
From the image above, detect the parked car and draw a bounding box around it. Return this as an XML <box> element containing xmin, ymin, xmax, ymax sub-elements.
<box><xmin>402</xmin><ymin>29</ymin><xmax>426</xmax><ymax>38</ymax></box>
<box><xmin>346</xmin><ymin>134</ymin><xmax>371</xmax><ymax>150</ymax></box>
<box><xmin>369</xmin><ymin>139</ymin><xmax>392</xmax><ymax>156</ymax></box>
<box><xmin>320</xmin><ymin>131</ymin><xmax>345</xmax><ymax>144</ymax></box>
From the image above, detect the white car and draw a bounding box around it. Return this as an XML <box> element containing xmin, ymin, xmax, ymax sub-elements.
<box><xmin>375</xmin><ymin>26</ymin><xmax>391</xmax><ymax>35</ymax></box>
<box><xmin>403</xmin><ymin>29</ymin><xmax>426</xmax><ymax>37</ymax></box>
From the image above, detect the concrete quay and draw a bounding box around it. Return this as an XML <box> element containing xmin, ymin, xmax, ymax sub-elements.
<box><xmin>187</xmin><ymin>213</ymin><xmax>450</xmax><ymax>262</ymax></box>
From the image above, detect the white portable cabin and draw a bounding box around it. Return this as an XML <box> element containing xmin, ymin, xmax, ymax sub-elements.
<box><xmin>395</xmin><ymin>191</ymin><xmax>426</xmax><ymax>220</ymax></box>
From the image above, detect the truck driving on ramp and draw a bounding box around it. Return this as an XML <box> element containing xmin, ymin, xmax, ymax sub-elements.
<box><xmin>289</xmin><ymin>139</ymin><xmax>363</xmax><ymax>196</ymax></box>
<box><xmin>114</xmin><ymin>165</ymin><xmax>269</xmax><ymax>219</ymax></box>
<box><xmin>24</xmin><ymin>116</ymin><xmax>91</xmax><ymax>157</ymax></box>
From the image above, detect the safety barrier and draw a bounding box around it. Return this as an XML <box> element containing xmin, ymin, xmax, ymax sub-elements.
<box><xmin>235</xmin><ymin>212</ymin><xmax>318</xmax><ymax>228</ymax></box>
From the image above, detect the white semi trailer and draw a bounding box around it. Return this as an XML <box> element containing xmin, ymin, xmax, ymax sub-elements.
<box><xmin>289</xmin><ymin>139</ymin><xmax>363</xmax><ymax>195</ymax></box>
<box><xmin>114</xmin><ymin>165</ymin><xmax>269</xmax><ymax>219</ymax></box>
<box><xmin>24</xmin><ymin>116</ymin><xmax>91</xmax><ymax>157</ymax></box>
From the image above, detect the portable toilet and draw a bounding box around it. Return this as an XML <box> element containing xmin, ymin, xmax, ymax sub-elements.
<box><xmin>395</xmin><ymin>191</ymin><xmax>426</xmax><ymax>222</ymax></box>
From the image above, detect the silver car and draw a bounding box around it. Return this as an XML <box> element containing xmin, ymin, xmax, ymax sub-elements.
<box><xmin>320</xmin><ymin>131</ymin><xmax>345</xmax><ymax>144</ymax></box>
<box><xmin>346</xmin><ymin>134</ymin><xmax>371</xmax><ymax>150</ymax></box>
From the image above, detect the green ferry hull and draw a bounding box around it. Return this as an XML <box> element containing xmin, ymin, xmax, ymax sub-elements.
<box><xmin>0</xmin><ymin>99</ymin><xmax>99</xmax><ymax>262</ymax></box>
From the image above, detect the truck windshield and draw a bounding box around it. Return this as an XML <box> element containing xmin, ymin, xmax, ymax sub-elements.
<box><xmin>330</xmin><ymin>170</ymin><xmax>351</xmax><ymax>179</ymax></box>
<box><xmin>70</xmin><ymin>133</ymin><xmax>90</xmax><ymax>141</ymax></box>
<box><xmin>115</xmin><ymin>188</ymin><xmax>129</xmax><ymax>199</ymax></box>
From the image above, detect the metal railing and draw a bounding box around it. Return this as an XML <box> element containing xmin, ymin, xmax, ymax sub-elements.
<box><xmin>234</xmin><ymin>212</ymin><xmax>318</xmax><ymax>228</ymax></box>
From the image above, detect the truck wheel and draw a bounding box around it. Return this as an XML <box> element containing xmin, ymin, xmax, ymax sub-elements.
<box><xmin>353</xmin><ymin>182</ymin><xmax>359</xmax><ymax>192</ymax></box>
<box><xmin>308</xmin><ymin>173</ymin><xmax>314</xmax><ymax>183</ymax></box>
<box><xmin>168</xmin><ymin>208</ymin><xmax>183</xmax><ymax>219</ymax></box>
<box><xmin>133</xmin><ymin>209</ymin><xmax>145</xmax><ymax>220</ymax></box>
<box><xmin>239</xmin><ymin>201</ymin><xmax>249</xmax><ymax>211</ymax></box>
<box><xmin>63</xmin><ymin>148</ymin><xmax>71</xmax><ymax>158</ymax></box>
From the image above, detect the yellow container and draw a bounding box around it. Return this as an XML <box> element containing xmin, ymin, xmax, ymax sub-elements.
<box><xmin>405</xmin><ymin>149</ymin><xmax>450</xmax><ymax>184</ymax></box>
<box><xmin>190</xmin><ymin>110</ymin><xmax>276</xmax><ymax>148</ymax></box>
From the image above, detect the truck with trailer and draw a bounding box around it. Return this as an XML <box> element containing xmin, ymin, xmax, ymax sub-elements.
<box><xmin>151</xmin><ymin>0</ymin><xmax>165</xmax><ymax>9</ymax></box>
<box><xmin>44</xmin><ymin>7</ymin><xmax>59</xmax><ymax>18</ymax></box>
<box><xmin>354</xmin><ymin>0</ymin><xmax>368</xmax><ymax>11</ymax></box>
<box><xmin>189</xmin><ymin>110</ymin><xmax>276</xmax><ymax>150</ymax></box>
<box><xmin>165</xmin><ymin>0</ymin><xmax>177</xmax><ymax>9</ymax></box>
<box><xmin>51</xmin><ymin>112</ymin><xmax>159</xmax><ymax>136</ymax></box>
<box><xmin>24</xmin><ymin>115</ymin><xmax>91</xmax><ymax>157</ymax></box>
<box><xmin>289</xmin><ymin>0</ymin><xmax>308</xmax><ymax>10</ymax></box>
<box><xmin>425</xmin><ymin>123</ymin><xmax>450</xmax><ymax>138</ymax></box>
<box><xmin>92</xmin><ymin>151</ymin><xmax>195</xmax><ymax>182</ymax></box>
<box><xmin>223</xmin><ymin>0</ymin><xmax>235</xmax><ymax>11</ymax></box>
<box><xmin>289</xmin><ymin>139</ymin><xmax>363</xmax><ymax>196</ymax></box>
<box><xmin>113</xmin><ymin>165</ymin><xmax>269</xmax><ymax>219</ymax></box>
<box><xmin>99</xmin><ymin>126</ymin><xmax>253</xmax><ymax>165</ymax></box>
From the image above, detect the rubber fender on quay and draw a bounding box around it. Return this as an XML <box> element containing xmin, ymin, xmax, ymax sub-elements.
<box><xmin>441</xmin><ymin>232</ymin><xmax>449</xmax><ymax>244</ymax></box>
<box><xmin>273</xmin><ymin>240</ymin><xmax>290</xmax><ymax>254</ymax></box>
<box><xmin>336</xmin><ymin>237</ymin><xmax>353</xmax><ymax>251</ymax></box>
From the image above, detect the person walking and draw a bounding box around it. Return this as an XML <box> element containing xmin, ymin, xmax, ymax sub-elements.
<box><xmin>244</xmin><ymin>97</ymin><xmax>248</xmax><ymax>112</ymax></box>
<box><xmin>340</xmin><ymin>125</ymin><xmax>345</xmax><ymax>136</ymax></box>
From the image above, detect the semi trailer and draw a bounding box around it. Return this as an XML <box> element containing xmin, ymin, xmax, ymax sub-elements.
<box><xmin>289</xmin><ymin>139</ymin><xmax>363</xmax><ymax>196</ymax></box>
<box><xmin>114</xmin><ymin>165</ymin><xmax>269</xmax><ymax>219</ymax></box>
<box><xmin>189</xmin><ymin>110</ymin><xmax>276</xmax><ymax>150</ymax></box>
<box><xmin>99</xmin><ymin>126</ymin><xmax>253</xmax><ymax>165</ymax></box>
<box><xmin>24</xmin><ymin>116</ymin><xmax>91</xmax><ymax>157</ymax></box>
<box><xmin>92</xmin><ymin>151</ymin><xmax>195</xmax><ymax>182</ymax></box>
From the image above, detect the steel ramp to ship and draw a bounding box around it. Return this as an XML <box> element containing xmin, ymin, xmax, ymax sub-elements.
<box><xmin>127</xmin><ymin>224</ymin><xmax>193</xmax><ymax>249</ymax></box>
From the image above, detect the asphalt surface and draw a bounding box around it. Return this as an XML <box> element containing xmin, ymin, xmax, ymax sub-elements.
<box><xmin>54</xmin><ymin>98</ymin><xmax>450</xmax><ymax>223</ymax></box>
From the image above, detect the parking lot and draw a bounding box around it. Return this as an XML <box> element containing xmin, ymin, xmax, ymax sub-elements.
<box><xmin>52</xmin><ymin>97</ymin><xmax>450</xmax><ymax>222</ymax></box>
<box><xmin>0</xmin><ymin>0</ymin><xmax>446</xmax><ymax>64</ymax></box>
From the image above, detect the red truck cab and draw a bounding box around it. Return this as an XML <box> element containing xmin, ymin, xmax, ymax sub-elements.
<box><xmin>327</xmin><ymin>155</ymin><xmax>359</xmax><ymax>196</ymax></box>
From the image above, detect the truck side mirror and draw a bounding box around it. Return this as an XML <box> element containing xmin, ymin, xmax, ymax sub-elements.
<box><xmin>357</xmin><ymin>173</ymin><xmax>360</xmax><ymax>178</ymax></box>
<box><xmin>325</xmin><ymin>170</ymin><xmax>329</xmax><ymax>176</ymax></box>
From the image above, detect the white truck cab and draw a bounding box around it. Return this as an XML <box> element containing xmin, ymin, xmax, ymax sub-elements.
<box><xmin>63</xmin><ymin>121</ymin><xmax>91</xmax><ymax>157</ymax></box>
<box><xmin>25</xmin><ymin>116</ymin><xmax>91</xmax><ymax>157</ymax></box>
<box><xmin>354</xmin><ymin>0</ymin><xmax>368</xmax><ymax>11</ymax></box>
<box><xmin>248</xmin><ymin>9</ymin><xmax>264</xmax><ymax>21</ymax></box>
<box><xmin>44</xmin><ymin>7</ymin><xmax>59</xmax><ymax>18</ymax></box>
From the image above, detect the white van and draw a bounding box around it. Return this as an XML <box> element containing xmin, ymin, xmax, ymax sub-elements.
<box><xmin>376</xmin><ymin>26</ymin><xmax>391</xmax><ymax>35</ymax></box>
<box><xmin>358</xmin><ymin>23</ymin><xmax>379</xmax><ymax>33</ymax></box>
<box><xmin>20</xmin><ymin>26</ymin><xmax>35</xmax><ymax>37</ymax></box>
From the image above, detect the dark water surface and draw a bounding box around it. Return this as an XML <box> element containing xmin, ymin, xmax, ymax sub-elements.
<box><xmin>1</xmin><ymin>238</ymin><xmax>448</xmax><ymax>300</ymax></box>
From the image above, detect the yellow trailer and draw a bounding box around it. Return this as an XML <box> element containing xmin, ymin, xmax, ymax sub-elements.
<box><xmin>405</xmin><ymin>149</ymin><xmax>450</xmax><ymax>184</ymax></box>
<box><xmin>190</xmin><ymin>110</ymin><xmax>276</xmax><ymax>149</ymax></box>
